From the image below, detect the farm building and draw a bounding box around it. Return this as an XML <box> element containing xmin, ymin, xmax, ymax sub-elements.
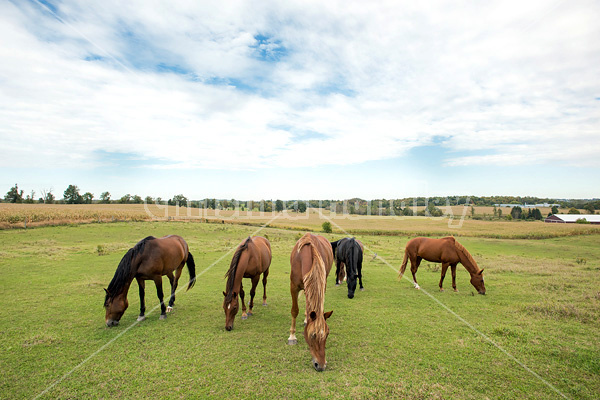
<box><xmin>544</xmin><ymin>214</ymin><xmax>600</xmax><ymax>224</ymax></box>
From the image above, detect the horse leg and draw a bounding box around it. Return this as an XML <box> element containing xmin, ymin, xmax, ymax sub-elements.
<box><xmin>248</xmin><ymin>275</ymin><xmax>260</xmax><ymax>316</ymax></box>
<box><xmin>439</xmin><ymin>263</ymin><xmax>450</xmax><ymax>292</ymax></box>
<box><xmin>154</xmin><ymin>277</ymin><xmax>167</xmax><ymax>320</ymax></box>
<box><xmin>451</xmin><ymin>264</ymin><xmax>458</xmax><ymax>292</ymax></box>
<box><xmin>166</xmin><ymin>271</ymin><xmax>176</xmax><ymax>312</ymax></box>
<box><xmin>262</xmin><ymin>269</ymin><xmax>269</xmax><ymax>306</ymax></box>
<box><xmin>136</xmin><ymin>277</ymin><xmax>146</xmax><ymax>322</ymax></box>
<box><xmin>335</xmin><ymin>259</ymin><xmax>342</xmax><ymax>286</ymax></box>
<box><xmin>240</xmin><ymin>283</ymin><xmax>248</xmax><ymax>320</ymax></box>
<box><xmin>358</xmin><ymin>252</ymin><xmax>364</xmax><ymax>291</ymax></box>
<box><xmin>288</xmin><ymin>284</ymin><xmax>300</xmax><ymax>345</ymax></box>
<box><xmin>411</xmin><ymin>256</ymin><xmax>422</xmax><ymax>289</ymax></box>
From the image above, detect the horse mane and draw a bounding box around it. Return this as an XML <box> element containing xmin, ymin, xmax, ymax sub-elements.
<box><xmin>453</xmin><ymin>239</ymin><xmax>480</xmax><ymax>273</ymax></box>
<box><xmin>297</xmin><ymin>234</ymin><xmax>327</xmax><ymax>340</ymax></box>
<box><xmin>104</xmin><ymin>236</ymin><xmax>155</xmax><ymax>306</ymax></box>
<box><xmin>224</xmin><ymin>237</ymin><xmax>251</xmax><ymax>303</ymax></box>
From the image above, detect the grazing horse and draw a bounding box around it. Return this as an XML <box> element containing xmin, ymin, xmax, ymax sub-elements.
<box><xmin>398</xmin><ymin>237</ymin><xmax>485</xmax><ymax>294</ymax></box>
<box><xmin>288</xmin><ymin>233</ymin><xmax>334</xmax><ymax>372</ymax></box>
<box><xmin>223</xmin><ymin>236</ymin><xmax>271</xmax><ymax>331</ymax></box>
<box><xmin>330</xmin><ymin>238</ymin><xmax>364</xmax><ymax>298</ymax></box>
<box><xmin>104</xmin><ymin>235</ymin><xmax>196</xmax><ymax>327</ymax></box>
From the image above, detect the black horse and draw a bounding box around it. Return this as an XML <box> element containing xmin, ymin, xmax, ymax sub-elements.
<box><xmin>330</xmin><ymin>237</ymin><xmax>364</xmax><ymax>298</ymax></box>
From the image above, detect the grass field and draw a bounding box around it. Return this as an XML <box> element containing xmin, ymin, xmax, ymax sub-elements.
<box><xmin>1</xmin><ymin>220</ymin><xmax>599</xmax><ymax>399</ymax></box>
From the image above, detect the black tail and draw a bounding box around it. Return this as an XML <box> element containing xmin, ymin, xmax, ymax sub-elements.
<box><xmin>347</xmin><ymin>238</ymin><xmax>357</xmax><ymax>278</ymax></box>
<box><xmin>186</xmin><ymin>251</ymin><xmax>196</xmax><ymax>291</ymax></box>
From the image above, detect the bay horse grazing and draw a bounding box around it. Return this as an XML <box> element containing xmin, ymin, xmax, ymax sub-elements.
<box><xmin>398</xmin><ymin>237</ymin><xmax>485</xmax><ymax>294</ymax></box>
<box><xmin>288</xmin><ymin>233</ymin><xmax>334</xmax><ymax>372</ymax></box>
<box><xmin>330</xmin><ymin>238</ymin><xmax>364</xmax><ymax>298</ymax></box>
<box><xmin>223</xmin><ymin>236</ymin><xmax>271</xmax><ymax>331</ymax></box>
<box><xmin>104</xmin><ymin>235</ymin><xmax>196</xmax><ymax>327</ymax></box>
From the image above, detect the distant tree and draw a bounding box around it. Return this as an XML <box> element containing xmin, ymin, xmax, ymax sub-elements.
<box><xmin>64</xmin><ymin>185</ymin><xmax>83</xmax><ymax>204</ymax></box>
<box><xmin>5</xmin><ymin>184</ymin><xmax>24</xmax><ymax>203</ymax></box>
<box><xmin>170</xmin><ymin>194</ymin><xmax>188</xmax><ymax>207</ymax></box>
<box><xmin>584</xmin><ymin>204</ymin><xmax>595</xmax><ymax>214</ymax></box>
<box><xmin>298</xmin><ymin>201</ymin><xmax>307</xmax><ymax>213</ymax></box>
<box><xmin>119</xmin><ymin>194</ymin><xmax>132</xmax><ymax>204</ymax></box>
<box><xmin>23</xmin><ymin>190</ymin><xmax>36</xmax><ymax>204</ymax></box>
<box><xmin>510</xmin><ymin>206</ymin><xmax>522</xmax><ymax>220</ymax></box>
<box><xmin>470</xmin><ymin>206</ymin><xmax>475</xmax><ymax>217</ymax></box>
<box><xmin>156</xmin><ymin>197</ymin><xmax>163</xmax><ymax>204</ymax></box>
<box><xmin>132</xmin><ymin>195</ymin><xmax>143</xmax><ymax>204</ymax></box>
<box><xmin>531</xmin><ymin>208</ymin><xmax>543</xmax><ymax>220</ymax></box>
<box><xmin>322</xmin><ymin>221</ymin><xmax>333</xmax><ymax>233</ymax></box>
<box><xmin>82</xmin><ymin>192</ymin><xmax>94</xmax><ymax>204</ymax></box>
<box><xmin>275</xmin><ymin>199</ymin><xmax>284</xmax><ymax>212</ymax></box>
<box><xmin>144</xmin><ymin>196</ymin><xmax>154</xmax><ymax>204</ymax></box>
<box><xmin>551</xmin><ymin>205</ymin><xmax>559</xmax><ymax>214</ymax></box>
<box><xmin>568</xmin><ymin>207</ymin><xmax>580</xmax><ymax>215</ymax></box>
<box><xmin>493</xmin><ymin>205</ymin><xmax>498</xmax><ymax>218</ymax></box>
<box><xmin>100</xmin><ymin>192</ymin><xmax>111</xmax><ymax>203</ymax></box>
<box><xmin>402</xmin><ymin>207</ymin><xmax>414</xmax><ymax>216</ymax></box>
<box><xmin>40</xmin><ymin>188</ymin><xmax>55</xmax><ymax>204</ymax></box>
<box><xmin>576</xmin><ymin>218</ymin><xmax>590</xmax><ymax>224</ymax></box>
<box><xmin>497</xmin><ymin>209</ymin><xmax>502</xmax><ymax>218</ymax></box>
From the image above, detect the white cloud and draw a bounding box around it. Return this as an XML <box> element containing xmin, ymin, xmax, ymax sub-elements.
<box><xmin>1</xmin><ymin>0</ymin><xmax>599</xmax><ymax>177</ymax></box>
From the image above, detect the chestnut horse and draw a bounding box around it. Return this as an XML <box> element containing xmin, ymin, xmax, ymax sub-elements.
<box><xmin>223</xmin><ymin>236</ymin><xmax>271</xmax><ymax>331</ymax></box>
<box><xmin>104</xmin><ymin>235</ymin><xmax>196</xmax><ymax>327</ymax></box>
<box><xmin>288</xmin><ymin>233</ymin><xmax>334</xmax><ymax>372</ymax></box>
<box><xmin>330</xmin><ymin>238</ymin><xmax>364</xmax><ymax>298</ymax></box>
<box><xmin>399</xmin><ymin>237</ymin><xmax>485</xmax><ymax>294</ymax></box>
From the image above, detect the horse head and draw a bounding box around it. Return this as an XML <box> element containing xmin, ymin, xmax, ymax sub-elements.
<box><xmin>470</xmin><ymin>269</ymin><xmax>486</xmax><ymax>295</ymax></box>
<box><xmin>223</xmin><ymin>291</ymin><xmax>238</xmax><ymax>331</ymax></box>
<box><xmin>346</xmin><ymin>272</ymin><xmax>357</xmax><ymax>299</ymax></box>
<box><xmin>104</xmin><ymin>288</ymin><xmax>128</xmax><ymax>327</ymax></box>
<box><xmin>303</xmin><ymin>310</ymin><xmax>333</xmax><ymax>371</ymax></box>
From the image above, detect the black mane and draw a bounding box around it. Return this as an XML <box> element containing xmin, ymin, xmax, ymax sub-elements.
<box><xmin>224</xmin><ymin>237</ymin><xmax>251</xmax><ymax>303</ymax></box>
<box><xmin>104</xmin><ymin>236</ymin><xmax>155</xmax><ymax>306</ymax></box>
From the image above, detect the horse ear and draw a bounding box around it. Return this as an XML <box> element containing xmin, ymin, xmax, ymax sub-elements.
<box><xmin>479</xmin><ymin>269</ymin><xmax>484</xmax><ymax>274</ymax></box>
<box><xmin>223</xmin><ymin>291</ymin><xmax>227</xmax><ymax>297</ymax></box>
<box><xmin>309</xmin><ymin>311</ymin><xmax>317</xmax><ymax>321</ymax></box>
<box><xmin>324</xmin><ymin>310</ymin><xmax>333</xmax><ymax>320</ymax></box>
<box><xmin>104</xmin><ymin>288</ymin><xmax>110</xmax><ymax>295</ymax></box>
<box><xmin>233</xmin><ymin>292</ymin><xmax>237</xmax><ymax>297</ymax></box>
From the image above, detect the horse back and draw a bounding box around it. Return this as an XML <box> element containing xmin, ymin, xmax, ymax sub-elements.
<box><xmin>409</xmin><ymin>237</ymin><xmax>460</xmax><ymax>264</ymax></box>
<box><xmin>290</xmin><ymin>233</ymin><xmax>333</xmax><ymax>288</ymax></box>
<box><xmin>139</xmin><ymin>235</ymin><xmax>187</xmax><ymax>277</ymax></box>
<box><xmin>243</xmin><ymin>236</ymin><xmax>271</xmax><ymax>276</ymax></box>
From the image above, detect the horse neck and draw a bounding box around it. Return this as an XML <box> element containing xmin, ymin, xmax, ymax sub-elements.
<box><xmin>225</xmin><ymin>251</ymin><xmax>248</xmax><ymax>301</ymax></box>
<box><xmin>458</xmin><ymin>251</ymin><xmax>480</xmax><ymax>276</ymax></box>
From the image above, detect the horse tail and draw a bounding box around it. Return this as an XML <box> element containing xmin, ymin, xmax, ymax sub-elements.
<box><xmin>347</xmin><ymin>238</ymin><xmax>358</xmax><ymax>278</ymax></box>
<box><xmin>224</xmin><ymin>237</ymin><xmax>251</xmax><ymax>302</ymax></box>
<box><xmin>186</xmin><ymin>251</ymin><xmax>196</xmax><ymax>291</ymax></box>
<box><xmin>297</xmin><ymin>234</ymin><xmax>327</xmax><ymax>313</ymax></box>
<box><xmin>398</xmin><ymin>246</ymin><xmax>409</xmax><ymax>278</ymax></box>
<box><xmin>454</xmin><ymin>239</ymin><xmax>479</xmax><ymax>272</ymax></box>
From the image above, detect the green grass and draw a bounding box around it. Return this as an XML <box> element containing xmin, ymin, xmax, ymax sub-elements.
<box><xmin>1</xmin><ymin>221</ymin><xmax>599</xmax><ymax>399</ymax></box>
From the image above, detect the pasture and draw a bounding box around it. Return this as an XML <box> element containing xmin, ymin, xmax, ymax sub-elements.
<box><xmin>1</xmin><ymin>220</ymin><xmax>599</xmax><ymax>399</ymax></box>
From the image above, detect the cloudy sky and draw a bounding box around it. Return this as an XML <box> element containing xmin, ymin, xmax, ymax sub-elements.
<box><xmin>1</xmin><ymin>0</ymin><xmax>599</xmax><ymax>201</ymax></box>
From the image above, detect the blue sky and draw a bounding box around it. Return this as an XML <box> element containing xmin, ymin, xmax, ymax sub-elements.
<box><xmin>1</xmin><ymin>0</ymin><xmax>599</xmax><ymax>201</ymax></box>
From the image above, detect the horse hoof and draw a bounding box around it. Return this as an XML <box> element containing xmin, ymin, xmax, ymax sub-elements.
<box><xmin>440</xmin><ymin>288</ymin><xmax>444</xmax><ymax>292</ymax></box>
<box><xmin>415</xmin><ymin>284</ymin><xmax>421</xmax><ymax>290</ymax></box>
<box><xmin>159</xmin><ymin>314</ymin><xmax>167</xmax><ymax>320</ymax></box>
<box><xmin>166</xmin><ymin>306</ymin><xmax>173</xmax><ymax>313</ymax></box>
<box><xmin>247</xmin><ymin>311</ymin><xmax>253</xmax><ymax>316</ymax></box>
<box><xmin>262</xmin><ymin>302</ymin><xmax>267</xmax><ymax>306</ymax></box>
<box><xmin>335</xmin><ymin>283</ymin><xmax>340</xmax><ymax>287</ymax></box>
<box><xmin>360</xmin><ymin>288</ymin><xmax>365</xmax><ymax>291</ymax></box>
<box><xmin>137</xmin><ymin>316</ymin><xmax>146</xmax><ymax>322</ymax></box>
<box><xmin>288</xmin><ymin>339</ymin><xmax>297</xmax><ymax>345</ymax></box>
<box><xmin>241</xmin><ymin>315</ymin><xmax>248</xmax><ymax>320</ymax></box>
<box><xmin>454</xmin><ymin>289</ymin><xmax>459</xmax><ymax>293</ymax></box>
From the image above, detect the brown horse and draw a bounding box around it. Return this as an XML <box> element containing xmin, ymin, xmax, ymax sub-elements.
<box><xmin>288</xmin><ymin>233</ymin><xmax>334</xmax><ymax>372</ymax></box>
<box><xmin>104</xmin><ymin>235</ymin><xmax>196</xmax><ymax>327</ymax></box>
<box><xmin>398</xmin><ymin>237</ymin><xmax>486</xmax><ymax>294</ymax></box>
<box><xmin>223</xmin><ymin>236</ymin><xmax>271</xmax><ymax>331</ymax></box>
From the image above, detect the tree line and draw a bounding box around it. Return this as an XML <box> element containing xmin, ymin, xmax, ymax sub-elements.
<box><xmin>2</xmin><ymin>184</ymin><xmax>598</xmax><ymax>214</ymax></box>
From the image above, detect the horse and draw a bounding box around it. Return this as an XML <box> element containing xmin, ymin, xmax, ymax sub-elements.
<box><xmin>104</xmin><ymin>235</ymin><xmax>196</xmax><ymax>327</ymax></box>
<box><xmin>398</xmin><ymin>237</ymin><xmax>485</xmax><ymax>294</ymax></box>
<box><xmin>223</xmin><ymin>236</ymin><xmax>271</xmax><ymax>331</ymax></box>
<box><xmin>330</xmin><ymin>238</ymin><xmax>364</xmax><ymax>298</ymax></box>
<box><xmin>288</xmin><ymin>233</ymin><xmax>334</xmax><ymax>372</ymax></box>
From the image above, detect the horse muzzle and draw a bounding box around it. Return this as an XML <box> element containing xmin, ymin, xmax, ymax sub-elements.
<box><xmin>312</xmin><ymin>359</ymin><xmax>326</xmax><ymax>372</ymax></box>
<box><xmin>106</xmin><ymin>319</ymin><xmax>119</xmax><ymax>327</ymax></box>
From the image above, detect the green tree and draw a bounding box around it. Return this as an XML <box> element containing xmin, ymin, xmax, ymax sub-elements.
<box><xmin>82</xmin><ymin>192</ymin><xmax>94</xmax><ymax>204</ymax></box>
<box><xmin>5</xmin><ymin>184</ymin><xmax>24</xmax><ymax>203</ymax></box>
<box><xmin>170</xmin><ymin>194</ymin><xmax>188</xmax><ymax>207</ymax></box>
<box><xmin>64</xmin><ymin>185</ymin><xmax>83</xmax><ymax>204</ymax></box>
<box><xmin>298</xmin><ymin>201</ymin><xmax>307</xmax><ymax>213</ymax></box>
<box><xmin>23</xmin><ymin>190</ymin><xmax>36</xmax><ymax>204</ymax></box>
<box><xmin>510</xmin><ymin>206</ymin><xmax>522</xmax><ymax>220</ymax></box>
<box><xmin>132</xmin><ymin>195</ymin><xmax>143</xmax><ymax>204</ymax></box>
<box><xmin>100</xmin><ymin>192</ymin><xmax>111</xmax><ymax>203</ymax></box>
<box><xmin>497</xmin><ymin>209</ymin><xmax>502</xmax><ymax>218</ymax></box>
<box><xmin>470</xmin><ymin>206</ymin><xmax>475</xmax><ymax>217</ymax></box>
<box><xmin>41</xmin><ymin>188</ymin><xmax>55</xmax><ymax>204</ymax></box>
<box><xmin>584</xmin><ymin>204</ymin><xmax>595</xmax><ymax>214</ymax></box>
<box><xmin>551</xmin><ymin>205</ymin><xmax>559</xmax><ymax>214</ymax></box>
<box><xmin>322</xmin><ymin>221</ymin><xmax>333</xmax><ymax>233</ymax></box>
<box><xmin>119</xmin><ymin>194</ymin><xmax>132</xmax><ymax>204</ymax></box>
<box><xmin>568</xmin><ymin>207</ymin><xmax>580</xmax><ymax>215</ymax></box>
<box><xmin>145</xmin><ymin>196</ymin><xmax>154</xmax><ymax>204</ymax></box>
<box><xmin>275</xmin><ymin>199</ymin><xmax>284</xmax><ymax>212</ymax></box>
<box><xmin>402</xmin><ymin>207</ymin><xmax>414</xmax><ymax>216</ymax></box>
